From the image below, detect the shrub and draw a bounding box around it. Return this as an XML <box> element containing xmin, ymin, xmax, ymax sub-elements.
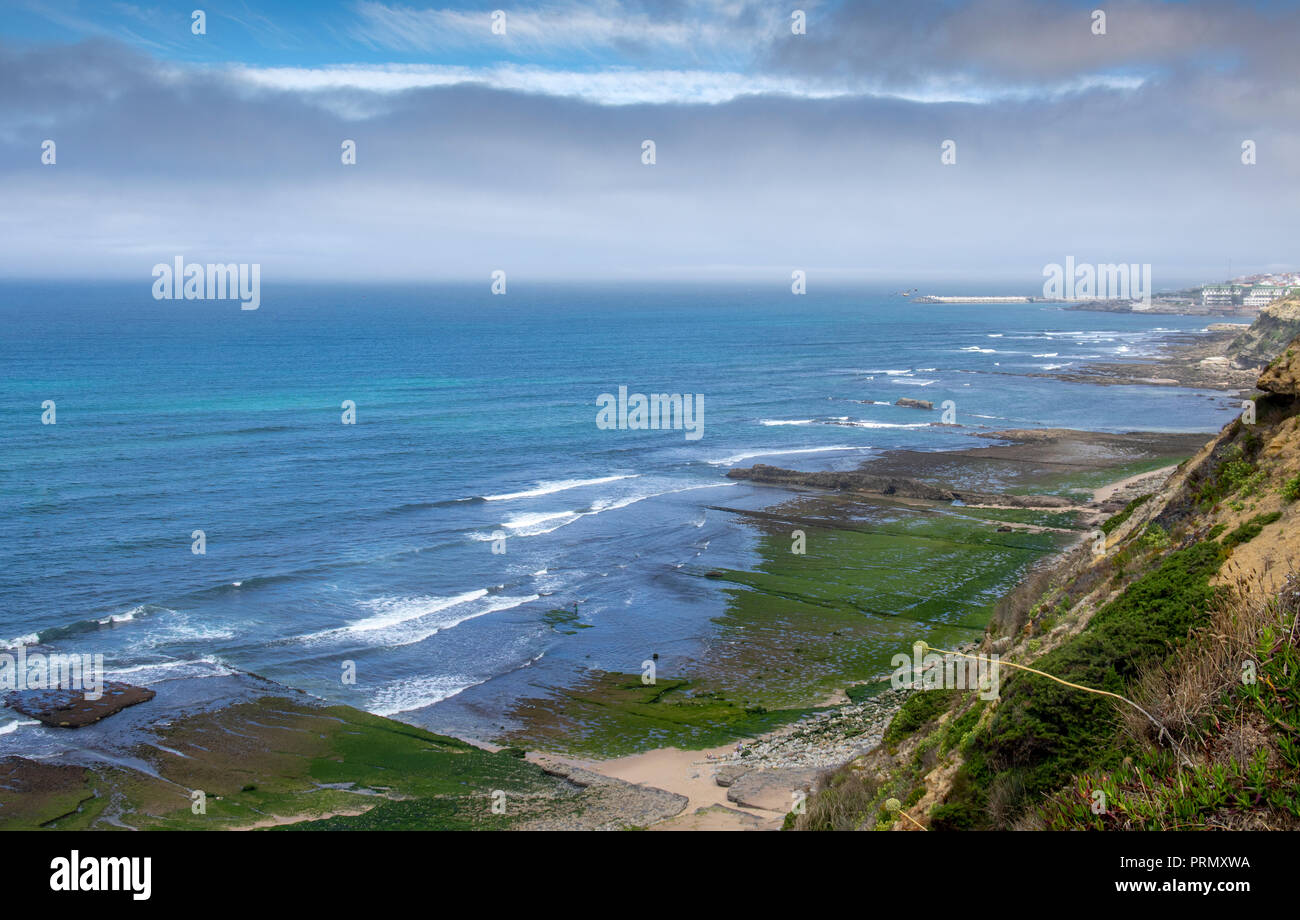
<box><xmin>1222</xmin><ymin>511</ymin><xmax>1283</xmax><ymax>550</ymax></box>
<box><xmin>1101</xmin><ymin>494</ymin><xmax>1151</xmax><ymax>535</ymax></box>
<box><xmin>1139</xmin><ymin>523</ymin><xmax>1171</xmax><ymax>550</ymax></box>
<box><xmin>956</xmin><ymin>541</ymin><xmax>1225</xmax><ymax>825</ymax></box>
<box><xmin>882</xmin><ymin>689</ymin><xmax>958</xmax><ymax>748</ymax></box>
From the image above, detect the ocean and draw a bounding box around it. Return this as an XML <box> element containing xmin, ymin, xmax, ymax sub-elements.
<box><xmin>0</xmin><ymin>281</ymin><xmax>1243</xmax><ymax>740</ymax></box>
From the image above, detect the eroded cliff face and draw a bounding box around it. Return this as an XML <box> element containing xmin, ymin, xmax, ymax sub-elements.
<box><xmin>1228</xmin><ymin>297</ymin><xmax>1300</xmax><ymax>369</ymax></box>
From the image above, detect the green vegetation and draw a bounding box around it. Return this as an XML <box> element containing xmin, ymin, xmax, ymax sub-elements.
<box><xmin>505</xmin><ymin>495</ymin><xmax>1072</xmax><ymax>756</ymax></box>
<box><xmin>882</xmin><ymin>690</ymin><xmax>958</xmax><ymax>748</ymax></box>
<box><xmin>937</xmin><ymin>541</ymin><xmax>1225</xmax><ymax>826</ymax></box>
<box><xmin>1020</xmin><ymin>457</ymin><xmax>1184</xmax><ymax>499</ymax></box>
<box><xmin>1101</xmin><ymin>493</ymin><xmax>1151</xmax><ymax>534</ymax></box>
<box><xmin>503</xmin><ymin>671</ymin><xmax>817</xmax><ymax>757</ymax></box>
<box><xmin>1194</xmin><ymin>440</ymin><xmax>1263</xmax><ymax>509</ymax></box>
<box><xmin>795</xmin><ymin>690</ymin><xmax>986</xmax><ymax>830</ymax></box>
<box><xmin>1221</xmin><ymin>511</ymin><xmax>1283</xmax><ymax>550</ymax></box>
<box><xmin>2</xmin><ymin>697</ymin><xmax>568</xmax><ymax>831</ymax></box>
<box><xmin>800</xmin><ymin>334</ymin><xmax>1300</xmax><ymax>833</ymax></box>
<box><xmin>1138</xmin><ymin>523</ymin><xmax>1171</xmax><ymax>550</ymax></box>
<box><xmin>1035</xmin><ymin>592</ymin><xmax>1300</xmax><ymax>829</ymax></box>
<box><xmin>542</xmin><ymin>606</ymin><xmax>593</xmax><ymax>634</ymax></box>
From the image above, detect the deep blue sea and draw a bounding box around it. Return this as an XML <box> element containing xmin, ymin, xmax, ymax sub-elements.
<box><xmin>0</xmin><ymin>282</ymin><xmax>1243</xmax><ymax>738</ymax></box>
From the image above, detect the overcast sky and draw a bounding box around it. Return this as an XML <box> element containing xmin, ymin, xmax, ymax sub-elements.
<box><xmin>1</xmin><ymin>0</ymin><xmax>1298</xmax><ymax>285</ymax></box>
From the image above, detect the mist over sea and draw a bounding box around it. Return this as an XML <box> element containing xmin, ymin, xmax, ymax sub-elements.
<box><xmin>0</xmin><ymin>282</ymin><xmax>1243</xmax><ymax>739</ymax></box>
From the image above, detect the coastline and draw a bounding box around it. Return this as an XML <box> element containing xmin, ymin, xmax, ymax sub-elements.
<box><xmin>0</xmin><ymin>323</ymin><xmax>1250</xmax><ymax>831</ymax></box>
<box><xmin>510</xmin><ymin>428</ymin><xmax>1204</xmax><ymax>830</ymax></box>
<box><xmin>499</xmin><ymin>326</ymin><xmax>1251</xmax><ymax>829</ymax></box>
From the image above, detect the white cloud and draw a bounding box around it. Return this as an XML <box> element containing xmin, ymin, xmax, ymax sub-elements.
<box><xmin>226</xmin><ymin>62</ymin><xmax>1146</xmax><ymax>108</ymax></box>
<box><xmin>349</xmin><ymin>0</ymin><xmax>767</xmax><ymax>59</ymax></box>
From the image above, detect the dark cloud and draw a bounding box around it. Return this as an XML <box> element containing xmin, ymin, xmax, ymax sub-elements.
<box><xmin>0</xmin><ymin>21</ymin><xmax>1296</xmax><ymax>284</ymax></box>
<box><xmin>766</xmin><ymin>0</ymin><xmax>1300</xmax><ymax>100</ymax></box>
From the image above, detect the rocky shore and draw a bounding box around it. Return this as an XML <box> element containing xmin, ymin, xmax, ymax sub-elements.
<box><xmin>725</xmin><ymin>464</ymin><xmax>1078</xmax><ymax>508</ymax></box>
<box><xmin>1027</xmin><ymin>327</ymin><xmax>1261</xmax><ymax>392</ymax></box>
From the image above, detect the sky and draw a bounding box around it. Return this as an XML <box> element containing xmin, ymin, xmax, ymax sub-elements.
<box><xmin>1</xmin><ymin>0</ymin><xmax>1298</xmax><ymax>285</ymax></box>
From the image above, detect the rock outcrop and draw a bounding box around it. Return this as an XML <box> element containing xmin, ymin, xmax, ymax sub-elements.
<box><xmin>1257</xmin><ymin>332</ymin><xmax>1300</xmax><ymax>396</ymax></box>
<box><xmin>725</xmin><ymin>464</ymin><xmax>1076</xmax><ymax>508</ymax></box>
<box><xmin>1228</xmin><ymin>297</ymin><xmax>1300</xmax><ymax>369</ymax></box>
<box><xmin>895</xmin><ymin>398</ymin><xmax>934</xmax><ymax>410</ymax></box>
<box><xmin>4</xmin><ymin>683</ymin><xmax>155</xmax><ymax>728</ymax></box>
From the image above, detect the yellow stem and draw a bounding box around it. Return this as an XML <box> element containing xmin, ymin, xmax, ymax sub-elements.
<box><xmin>897</xmin><ymin>809</ymin><xmax>926</xmax><ymax>831</ymax></box>
<box><xmin>922</xmin><ymin>644</ymin><xmax>1173</xmax><ymax>745</ymax></box>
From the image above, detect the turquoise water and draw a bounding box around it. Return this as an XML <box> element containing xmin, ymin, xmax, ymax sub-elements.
<box><xmin>0</xmin><ymin>281</ymin><xmax>1241</xmax><ymax>737</ymax></box>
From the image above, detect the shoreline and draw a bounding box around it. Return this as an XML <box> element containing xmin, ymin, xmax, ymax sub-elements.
<box><xmin>0</xmin><ymin>323</ymin><xmax>1246</xmax><ymax>831</ymax></box>
<box><xmin>493</xmin><ymin>322</ymin><xmax>1258</xmax><ymax>828</ymax></box>
<box><xmin>509</xmin><ymin>317</ymin><xmax>1246</xmax><ymax>827</ymax></box>
<box><xmin>513</xmin><ymin>428</ymin><xmax>1199</xmax><ymax>830</ymax></box>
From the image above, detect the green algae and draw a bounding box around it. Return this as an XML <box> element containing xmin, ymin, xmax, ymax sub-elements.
<box><xmin>0</xmin><ymin>696</ymin><xmax>568</xmax><ymax>831</ymax></box>
<box><xmin>503</xmin><ymin>494</ymin><xmax>1076</xmax><ymax>757</ymax></box>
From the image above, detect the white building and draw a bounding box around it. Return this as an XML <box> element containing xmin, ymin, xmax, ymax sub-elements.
<box><xmin>1243</xmin><ymin>285</ymin><xmax>1289</xmax><ymax>308</ymax></box>
<box><xmin>1201</xmin><ymin>285</ymin><xmax>1238</xmax><ymax>307</ymax></box>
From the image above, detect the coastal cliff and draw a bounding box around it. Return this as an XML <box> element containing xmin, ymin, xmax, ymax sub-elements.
<box><xmin>794</xmin><ymin>335</ymin><xmax>1300</xmax><ymax>831</ymax></box>
<box><xmin>1228</xmin><ymin>296</ymin><xmax>1300</xmax><ymax>368</ymax></box>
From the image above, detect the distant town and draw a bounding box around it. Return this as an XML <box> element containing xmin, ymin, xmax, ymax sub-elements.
<box><xmin>913</xmin><ymin>271</ymin><xmax>1300</xmax><ymax>315</ymax></box>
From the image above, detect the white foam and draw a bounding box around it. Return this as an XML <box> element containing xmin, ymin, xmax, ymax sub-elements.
<box><xmin>369</xmin><ymin>674</ymin><xmax>485</xmax><ymax>716</ymax></box>
<box><xmin>368</xmin><ymin>652</ymin><xmax>546</xmax><ymax>716</ymax></box>
<box><xmin>0</xmin><ymin>719</ymin><xmax>40</xmax><ymax>736</ymax></box>
<box><xmin>834</xmin><ymin>420</ymin><xmax>932</xmax><ymax>429</ymax></box>
<box><xmin>891</xmin><ymin>378</ymin><xmax>937</xmax><ymax>386</ymax></box>
<box><xmin>960</xmin><ymin>346</ymin><xmax>996</xmax><ymax>353</ymax></box>
<box><xmin>98</xmin><ymin>607</ymin><xmax>141</xmax><ymax>625</ymax></box>
<box><xmin>348</xmin><ymin>589</ymin><xmax>489</xmax><ymax>634</ymax></box>
<box><xmin>344</xmin><ymin>593</ymin><xmax>540</xmax><ymax>648</ymax></box>
<box><xmin>133</xmin><ymin>615</ymin><xmax>235</xmax><ymax>647</ymax></box>
<box><xmin>480</xmin><ymin>482</ymin><xmax>738</xmax><ymax>538</ymax></box>
<box><xmin>708</xmin><ymin>445</ymin><xmax>862</xmax><ymax>466</ymax></box>
<box><xmin>759</xmin><ymin>419</ymin><xmax>815</xmax><ymax>426</ymax></box>
<box><xmin>502</xmin><ymin>511</ymin><xmax>582</xmax><ymax>536</ymax></box>
<box><xmin>107</xmin><ymin>657</ymin><xmax>235</xmax><ymax>681</ymax></box>
<box><xmin>482</xmin><ymin>474</ymin><xmax>637</xmax><ymax>502</ymax></box>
